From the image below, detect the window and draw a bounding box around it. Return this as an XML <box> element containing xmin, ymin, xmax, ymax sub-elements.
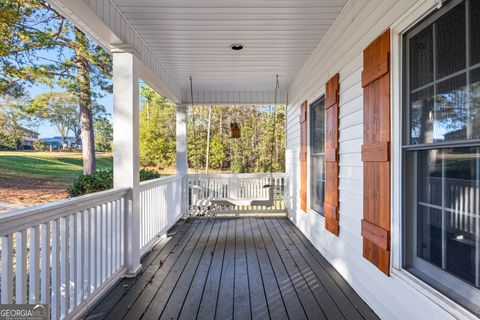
<box><xmin>310</xmin><ymin>97</ymin><xmax>325</xmax><ymax>215</ymax></box>
<box><xmin>404</xmin><ymin>0</ymin><xmax>480</xmax><ymax>314</ymax></box>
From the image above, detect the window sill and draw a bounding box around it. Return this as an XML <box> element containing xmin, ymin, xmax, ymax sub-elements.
<box><xmin>391</xmin><ymin>268</ymin><xmax>478</xmax><ymax>320</ymax></box>
<box><xmin>307</xmin><ymin>208</ymin><xmax>325</xmax><ymax>220</ymax></box>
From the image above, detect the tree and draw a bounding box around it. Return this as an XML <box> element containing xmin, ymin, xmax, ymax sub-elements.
<box><xmin>28</xmin><ymin>92</ymin><xmax>77</xmax><ymax>145</ymax></box>
<box><xmin>0</xmin><ymin>0</ymin><xmax>112</xmax><ymax>173</ymax></box>
<box><xmin>187</xmin><ymin>104</ymin><xmax>285</xmax><ymax>173</ymax></box>
<box><xmin>0</xmin><ymin>96</ymin><xmax>34</xmax><ymax>149</ymax></box>
<box><xmin>94</xmin><ymin>118</ymin><xmax>113</xmax><ymax>152</ymax></box>
<box><xmin>139</xmin><ymin>85</ymin><xmax>176</xmax><ymax>168</ymax></box>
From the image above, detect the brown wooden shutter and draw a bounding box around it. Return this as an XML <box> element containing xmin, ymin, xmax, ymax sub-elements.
<box><xmin>324</xmin><ymin>74</ymin><xmax>340</xmax><ymax>235</ymax></box>
<box><xmin>361</xmin><ymin>29</ymin><xmax>391</xmax><ymax>275</ymax></box>
<box><xmin>299</xmin><ymin>100</ymin><xmax>308</xmax><ymax>212</ymax></box>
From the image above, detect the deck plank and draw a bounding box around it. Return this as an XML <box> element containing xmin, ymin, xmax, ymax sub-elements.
<box><xmin>278</xmin><ymin>219</ymin><xmax>378</xmax><ymax>320</ymax></box>
<box><xmin>233</xmin><ymin>218</ymin><xmax>251</xmax><ymax>320</ymax></box>
<box><xmin>260</xmin><ymin>218</ymin><xmax>326</xmax><ymax>320</ymax></box>
<box><xmin>249</xmin><ymin>218</ymin><xmax>288</xmax><ymax>320</ymax></box>
<box><xmin>215</xmin><ymin>219</ymin><xmax>236</xmax><ymax>320</ymax></box>
<box><xmin>242</xmin><ymin>218</ymin><xmax>269</xmax><ymax>320</ymax></box>
<box><xmin>161</xmin><ymin>219</ymin><xmax>221</xmax><ymax>320</ymax></box>
<box><xmin>254</xmin><ymin>218</ymin><xmax>308</xmax><ymax>320</ymax></box>
<box><xmin>83</xmin><ymin>219</ymin><xmax>194</xmax><ymax>320</ymax></box>
<box><xmin>142</xmin><ymin>219</ymin><xmax>215</xmax><ymax>319</ymax></box>
<box><xmin>195</xmin><ymin>218</ymin><xmax>229</xmax><ymax>320</ymax></box>
<box><xmin>269</xmin><ymin>218</ymin><xmax>345</xmax><ymax>320</ymax></box>
<box><xmin>120</xmin><ymin>219</ymin><xmax>207</xmax><ymax>319</ymax></box>
<box><xmin>83</xmin><ymin>217</ymin><xmax>378</xmax><ymax>320</ymax></box>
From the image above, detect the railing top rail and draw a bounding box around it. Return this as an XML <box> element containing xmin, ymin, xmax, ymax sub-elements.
<box><xmin>0</xmin><ymin>187</ymin><xmax>129</xmax><ymax>236</ymax></box>
<box><xmin>139</xmin><ymin>174</ymin><xmax>183</xmax><ymax>191</ymax></box>
<box><xmin>188</xmin><ymin>172</ymin><xmax>286</xmax><ymax>179</ymax></box>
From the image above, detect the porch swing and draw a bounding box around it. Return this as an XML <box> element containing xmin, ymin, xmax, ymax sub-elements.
<box><xmin>189</xmin><ymin>75</ymin><xmax>280</xmax><ymax>208</ymax></box>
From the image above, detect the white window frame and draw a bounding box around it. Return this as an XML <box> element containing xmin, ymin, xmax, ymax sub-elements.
<box><xmin>306</xmin><ymin>88</ymin><xmax>327</xmax><ymax>218</ymax></box>
<box><xmin>391</xmin><ymin>1</ymin><xmax>479</xmax><ymax>319</ymax></box>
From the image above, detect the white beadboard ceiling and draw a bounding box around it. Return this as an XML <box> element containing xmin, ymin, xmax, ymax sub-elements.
<box><xmin>111</xmin><ymin>0</ymin><xmax>348</xmax><ymax>92</ymax></box>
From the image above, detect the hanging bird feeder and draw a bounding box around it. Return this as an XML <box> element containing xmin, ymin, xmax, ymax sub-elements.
<box><xmin>230</xmin><ymin>122</ymin><xmax>241</xmax><ymax>139</ymax></box>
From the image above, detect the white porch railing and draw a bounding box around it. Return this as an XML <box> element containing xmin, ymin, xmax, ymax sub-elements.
<box><xmin>0</xmin><ymin>172</ymin><xmax>287</xmax><ymax>319</ymax></box>
<box><xmin>187</xmin><ymin>173</ymin><xmax>287</xmax><ymax>214</ymax></box>
<box><xmin>0</xmin><ymin>188</ymin><xmax>129</xmax><ymax>320</ymax></box>
<box><xmin>139</xmin><ymin>175</ymin><xmax>184</xmax><ymax>256</ymax></box>
<box><xmin>0</xmin><ymin>174</ymin><xmax>186</xmax><ymax>320</ymax></box>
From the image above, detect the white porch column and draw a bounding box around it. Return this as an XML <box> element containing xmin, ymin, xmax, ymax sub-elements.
<box><xmin>176</xmin><ymin>104</ymin><xmax>188</xmax><ymax>175</ymax></box>
<box><xmin>112</xmin><ymin>47</ymin><xmax>141</xmax><ymax>276</ymax></box>
<box><xmin>176</xmin><ymin>104</ymin><xmax>188</xmax><ymax>213</ymax></box>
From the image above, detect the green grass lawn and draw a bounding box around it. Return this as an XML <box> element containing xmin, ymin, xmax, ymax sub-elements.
<box><xmin>0</xmin><ymin>151</ymin><xmax>113</xmax><ymax>184</ymax></box>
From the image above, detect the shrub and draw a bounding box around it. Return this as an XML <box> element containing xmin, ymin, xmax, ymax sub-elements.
<box><xmin>140</xmin><ymin>169</ymin><xmax>161</xmax><ymax>181</ymax></box>
<box><xmin>67</xmin><ymin>168</ymin><xmax>162</xmax><ymax>197</ymax></box>
<box><xmin>34</xmin><ymin>140</ymin><xmax>46</xmax><ymax>151</ymax></box>
<box><xmin>0</xmin><ymin>144</ymin><xmax>15</xmax><ymax>151</ymax></box>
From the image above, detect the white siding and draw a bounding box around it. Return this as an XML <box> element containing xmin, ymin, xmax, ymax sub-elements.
<box><xmin>285</xmin><ymin>0</ymin><xmax>467</xmax><ymax>319</ymax></box>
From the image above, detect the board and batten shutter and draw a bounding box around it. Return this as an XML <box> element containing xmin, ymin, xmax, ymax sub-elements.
<box><xmin>299</xmin><ymin>100</ymin><xmax>308</xmax><ymax>212</ymax></box>
<box><xmin>361</xmin><ymin>29</ymin><xmax>391</xmax><ymax>275</ymax></box>
<box><xmin>324</xmin><ymin>74</ymin><xmax>340</xmax><ymax>235</ymax></box>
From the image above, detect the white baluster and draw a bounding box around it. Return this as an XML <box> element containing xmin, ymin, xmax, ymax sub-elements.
<box><xmin>1</xmin><ymin>235</ymin><xmax>13</xmax><ymax>304</ymax></box>
<box><xmin>52</xmin><ymin>220</ymin><xmax>60</xmax><ymax>320</ymax></box>
<box><xmin>70</xmin><ymin>214</ymin><xmax>77</xmax><ymax>310</ymax></box>
<box><xmin>40</xmin><ymin>223</ymin><xmax>50</xmax><ymax>306</ymax></box>
<box><xmin>29</xmin><ymin>226</ymin><xmax>40</xmax><ymax>304</ymax></box>
<box><xmin>16</xmin><ymin>230</ymin><xmax>27</xmax><ymax>304</ymax></box>
<box><xmin>60</xmin><ymin>217</ymin><xmax>69</xmax><ymax>317</ymax></box>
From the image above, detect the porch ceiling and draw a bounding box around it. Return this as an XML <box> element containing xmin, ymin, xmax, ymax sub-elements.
<box><xmin>53</xmin><ymin>0</ymin><xmax>347</xmax><ymax>104</ymax></box>
<box><xmin>111</xmin><ymin>0</ymin><xmax>347</xmax><ymax>93</ymax></box>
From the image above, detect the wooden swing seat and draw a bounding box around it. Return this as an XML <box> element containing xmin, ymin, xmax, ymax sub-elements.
<box><xmin>207</xmin><ymin>184</ymin><xmax>275</xmax><ymax>207</ymax></box>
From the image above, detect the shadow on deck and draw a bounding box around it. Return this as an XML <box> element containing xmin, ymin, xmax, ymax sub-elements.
<box><xmin>83</xmin><ymin>217</ymin><xmax>379</xmax><ymax>320</ymax></box>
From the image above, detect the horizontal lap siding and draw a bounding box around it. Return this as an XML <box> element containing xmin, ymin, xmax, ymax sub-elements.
<box><xmin>286</xmin><ymin>0</ymin><xmax>457</xmax><ymax>319</ymax></box>
<box><xmin>286</xmin><ymin>104</ymin><xmax>301</xmax><ymax>213</ymax></box>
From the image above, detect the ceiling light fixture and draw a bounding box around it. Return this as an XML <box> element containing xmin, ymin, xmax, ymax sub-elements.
<box><xmin>230</xmin><ymin>44</ymin><xmax>244</xmax><ymax>51</ymax></box>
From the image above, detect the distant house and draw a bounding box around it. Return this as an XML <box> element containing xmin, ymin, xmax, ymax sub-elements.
<box><xmin>19</xmin><ymin>127</ymin><xmax>39</xmax><ymax>147</ymax></box>
<box><xmin>40</xmin><ymin>136</ymin><xmax>81</xmax><ymax>150</ymax></box>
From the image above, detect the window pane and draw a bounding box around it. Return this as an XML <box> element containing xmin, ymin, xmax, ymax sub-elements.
<box><xmin>310</xmin><ymin>97</ymin><xmax>325</xmax><ymax>215</ymax></box>
<box><xmin>417</xmin><ymin>205</ymin><xmax>443</xmax><ymax>268</ymax></box>
<box><xmin>435</xmin><ymin>74</ymin><xmax>467</xmax><ymax>141</ymax></box>
<box><xmin>311</xmin><ymin>99</ymin><xmax>325</xmax><ymax>154</ymax></box>
<box><xmin>410</xmin><ymin>86</ymin><xmax>434</xmax><ymax>144</ymax></box>
<box><xmin>444</xmin><ymin>147</ymin><xmax>478</xmax><ymax>285</ymax></box>
<box><xmin>470</xmin><ymin>0</ymin><xmax>480</xmax><ymax>65</ymax></box>
<box><xmin>436</xmin><ymin>2</ymin><xmax>466</xmax><ymax>79</ymax></box>
<box><xmin>417</xmin><ymin>149</ymin><xmax>442</xmax><ymax>206</ymax></box>
<box><xmin>415</xmin><ymin>147</ymin><xmax>480</xmax><ymax>288</ymax></box>
<box><xmin>409</xmin><ymin>25</ymin><xmax>433</xmax><ymax>90</ymax></box>
<box><xmin>310</xmin><ymin>155</ymin><xmax>325</xmax><ymax>214</ymax></box>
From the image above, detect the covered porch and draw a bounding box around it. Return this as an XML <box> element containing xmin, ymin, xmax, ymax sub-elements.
<box><xmin>0</xmin><ymin>1</ymin><xmax>346</xmax><ymax>319</ymax></box>
<box><xmin>2</xmin><ymin>0</ymin><xmax>477</xmax><ymax>319</ymax></box>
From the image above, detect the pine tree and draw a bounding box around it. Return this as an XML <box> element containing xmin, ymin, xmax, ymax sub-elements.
<box><xmin>0</xmin><ymin>0</ymin><xmax>112</xmax><ymax>173</ymax></box>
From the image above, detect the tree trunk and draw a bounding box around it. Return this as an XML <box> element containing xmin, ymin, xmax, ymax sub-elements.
<box><xmin>74</xmin><ymin>28</ymin><xmax>96</xmax><ymax>174</ymax></box>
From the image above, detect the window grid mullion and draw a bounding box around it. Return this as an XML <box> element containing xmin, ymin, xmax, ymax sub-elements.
<box><xmin>441</xmin><ymin>150</ymin><xmax>447</xmax><ymax>270</ymax></box>
<box><xmin>433</xmin><ymin>22</ymin><xmax>438</xmax><ymax>146</ymax></box>
<box><xmin>475</xmin><ymin>147</ymin><xmax>479</xmax><ymax>287</ymax></box>
<box><xmin>466</xmin><ymin>0</ymin><xmax>472</xmax><ymax>139</ymax></box>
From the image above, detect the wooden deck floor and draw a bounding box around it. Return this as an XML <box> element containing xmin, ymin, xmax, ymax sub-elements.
<box><xmin>83</xmin><ymin>217</ymin><xmax>379</xmax><ymax>320</ymax></box>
